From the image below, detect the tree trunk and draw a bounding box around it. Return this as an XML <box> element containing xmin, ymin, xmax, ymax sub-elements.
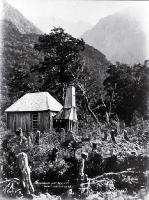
<box><xmin>84</xmin><ymin>95</ymin><xmax>100</xmax><ymax>126</ymax></box>
<box><xmin>77</xmin><ymin>83</ymin><xmax>102</xmax><ymax>129</ymax></box>
<box><xmin>70</xmin><ymin>71</ymin><xmax>101</xmax><ymax>129</ymax></box>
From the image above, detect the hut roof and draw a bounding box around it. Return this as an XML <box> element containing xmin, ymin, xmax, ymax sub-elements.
<box><xmin>5</xmin><ymin>92</ymin><xmax>63</xmax><ymax>112</ymax></box>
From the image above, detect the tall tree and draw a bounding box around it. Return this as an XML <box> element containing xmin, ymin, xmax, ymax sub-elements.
<box><xmin>32</xmin><ymin>27</ymin><xmax>85</xmax><ymax>103</ymax></box>
<box><xmin>103</xmin><ymin>63</ymin><xmax>149</xmax><ymax>125</ymax></box>
<box><xmin>32</xmin><ymin>27</ymin><xmax>103</xmax><ymax>127</ymax></box>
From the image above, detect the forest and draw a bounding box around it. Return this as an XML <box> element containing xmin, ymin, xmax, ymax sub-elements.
<box><xmin>0</xmin><ymin>27</ymin><xmax>149</xmax><ymax>200</ymax></box>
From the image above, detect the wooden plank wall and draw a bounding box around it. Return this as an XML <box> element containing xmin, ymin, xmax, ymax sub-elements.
<box><xmin>7</xmin><ymin>112</ymin><xmax>31</xmax><ymax>132</ymax></box>
<box><xmin>38</xmin><ymin>111</ymin><xmax>51</xmax><ymax>132</ymax></box>
<box><xmin>7</xmin><ymin>111</ymin><xmax>53</xmax><ymax>133</ymax></box>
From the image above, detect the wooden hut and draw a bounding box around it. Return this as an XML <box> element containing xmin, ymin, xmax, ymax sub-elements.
<box><xmin>54</xmin><ymin>85</ymin><xmax>78</xmax><ymax>132</ymax></box>
<box><xmin>5</xmin><ymin>92</ymin><xmax>63</xmax><ymax>132</ymax></box>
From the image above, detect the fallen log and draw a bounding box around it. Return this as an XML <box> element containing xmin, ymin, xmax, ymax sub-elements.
<box><xmin>91</xmin><ymin>169</ymin><xmax>144</xmax><ymax>181</ymax></box>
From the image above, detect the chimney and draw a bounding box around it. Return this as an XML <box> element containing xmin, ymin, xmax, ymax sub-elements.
<box><xmin>64</xmin><ymin>85</ymin><xmax>76</xmax><ymax>109</ymax></box>
<box><xmin>54</xmin><ymin>85</ymin><xmax>78</xmax><ymax>132</ymax></box>
<box><xmin>144</xmin><ymin>60</ymin><xmax>149</xmax><ymax>68</ymax></box>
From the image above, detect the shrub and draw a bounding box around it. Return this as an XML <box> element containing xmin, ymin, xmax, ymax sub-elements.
<box><xmin>1</xmin><ymin>131</ymin><xmax>69</xmax><ymax>182</ymax></box>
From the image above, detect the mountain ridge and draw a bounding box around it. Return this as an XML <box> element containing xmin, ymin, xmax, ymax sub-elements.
<box><xmin>1</xmin><ymin>2</ymin><xmax>110</xmax><ymax>112</ymax></box>
<box><xmin>2</xmin><ymin>0</ymin><xmax>42</xmax><ymax>34</ymax></box>
<box><xmin>82</xmin><ymin>11</ymin><xmax>146</xmax><ymax>64</ymax></box>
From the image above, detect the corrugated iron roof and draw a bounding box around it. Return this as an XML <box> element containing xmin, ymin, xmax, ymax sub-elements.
<box><xmin>5</xmin><ymin>92</ymin><xmax>63</xmax><ymax>112</ymax></box>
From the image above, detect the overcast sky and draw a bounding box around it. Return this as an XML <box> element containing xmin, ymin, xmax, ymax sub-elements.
<box><xmin>6</xmin><ymin>0</ymin><xmax>149</xmax><ymax>26</ymax></box>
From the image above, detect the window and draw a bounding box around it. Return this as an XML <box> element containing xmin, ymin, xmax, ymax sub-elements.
<box><xmin>32</xmin><ymin>112</ymin><xmax>38</xmax><ymax>130</ymax></box>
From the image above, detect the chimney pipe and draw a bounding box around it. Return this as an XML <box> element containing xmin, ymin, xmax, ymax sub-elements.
<box><xmin>64</xmin><ymin>85</ymin><xmax>76</xmax><ymax>109</ymax></box>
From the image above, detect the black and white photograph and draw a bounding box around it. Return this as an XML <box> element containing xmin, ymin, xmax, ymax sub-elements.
<box><xmin>0</xmin><ymin>0</ymin><xmax>149</xmax><ymax>199</ymax></box>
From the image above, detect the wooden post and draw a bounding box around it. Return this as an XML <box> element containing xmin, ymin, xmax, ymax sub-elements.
<box><xmin>78</xmin><ymin>152</ymin><xmax>89</xmax><ymax>197</ymax></box>
<box><xmin>79</xmin><ymin>152</ymin><xmax>88</xmax><ymax>180</ymax></box>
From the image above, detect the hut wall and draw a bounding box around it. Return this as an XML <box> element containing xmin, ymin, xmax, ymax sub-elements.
<box><xmin>38</xmin><ymin>111</ymin><xmax>51</xmax><ymax>132</ymax></box>
<box><xmin>7</xmin><ymin>112</ymin><xmax>31</xmax><ymax>132</ymax></box>
<box><xmin>7</xmin><ymin>111</ymin><xmax>54</xmax><ymax>133</ymax></box>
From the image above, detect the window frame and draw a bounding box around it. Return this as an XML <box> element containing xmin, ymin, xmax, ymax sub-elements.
<box><xmin>32</xmin><ymin>112</ymin><xmax>38</xmax><ymax>130</ymax></box>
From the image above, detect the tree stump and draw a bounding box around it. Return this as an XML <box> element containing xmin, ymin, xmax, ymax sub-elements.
<box><xmin>124</xmin><ymin>129</ymin><xmax>130</xmax><ymax>141</ymax></box>
<box><xmin>18</xmin><ymin>152</ymin><xmax>34</xmax><ymax>195</ymax></box>
<box><xmin>35</xmin><ymin>131</ymin><xmax>40</xmax><ymax>145</ymax></box>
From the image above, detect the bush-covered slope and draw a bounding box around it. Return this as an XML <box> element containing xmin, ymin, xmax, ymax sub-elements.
<box><xmin>1</xmin><ymin>20</ymin><xmax>40</xmax><ymax>112</ymax></box>
<box><xmin>1</xmin><ymin>19</ymin><xmax>110</xmax><ymax>114</ymax></box>
<box><xmin>3</xmin><ymin>0</ymin><xmax>42</xmax><ymax>34</ymax></box>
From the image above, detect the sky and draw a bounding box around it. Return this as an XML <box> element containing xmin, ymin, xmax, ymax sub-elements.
<box><xmin>2</xmin><ymin>0</ymin><xmax>149</xmax><ymax>55</ymax></box>
<box><xmin>5</xmin><ymin>0</ymin><xmax>149</xmax><ymax>28</ymax></box>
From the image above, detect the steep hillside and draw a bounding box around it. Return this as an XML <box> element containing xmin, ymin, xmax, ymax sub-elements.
<box><xmin>1</xmin><ymin>20</ymin><xmax>41</xmax><ymax>111</ymax></box>
<box><xmin>2</xmin><ymin>0</ymin><xmax>42</xmax><ymax>34</ymax></box>
<box><xmin>1</xmin><ymin>3</ymin><xmax>110</xmax><ymax>114</ymax></box>
<box><xmin>82</xmin><ymin>12</ymin><xmax>146</xmax><ymax>65</ymax></box>
<box><xmin>81</xmin><ymin>44</ymin><xmax>110</xmax><ymax>90</ymax></box>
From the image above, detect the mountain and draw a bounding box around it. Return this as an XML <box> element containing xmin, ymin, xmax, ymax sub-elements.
<box><xmin>2</xmin><ymin>0</ymin><xmax>42</xmax><ymax>34</ymax></box>
<box><xmin>1</xmin><ymin>19</ymin><xmax>40</xmax><ymax>111</ymax></box>
<box><xmin>2</xmin><ymin>1</ymin><xmax>92</xmax><ymax>37</ymax></box>
<box><xmin>1</xmin><ymin>2</ymin><xmax>110</xmax><ymax>114</ymax></box>
<box><xmin>82</xmin><ymin>11</ymin><xmax>146</xmax><ymax>65</ymax></box>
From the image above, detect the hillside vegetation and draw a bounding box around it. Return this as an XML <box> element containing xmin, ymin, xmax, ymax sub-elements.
<box><xmin>3</xmin><ymin>0</ymin><xmax>42</xmax><ymax>34</ymax></box>
<box><xmin>1</xmin><ymin>20</ymin><xmax>110</xmax><ymax>119</ymax></box>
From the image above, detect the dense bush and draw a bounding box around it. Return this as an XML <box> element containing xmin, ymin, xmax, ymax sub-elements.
<box><xmin>1</xmin><ymin>131</ymin><xmax>70</xmax><ymax>182</ymax></box>
<box><xmin>1</xmin><ymin>120</ymin><xmax>149</xmax><ymax>197</ymax></box>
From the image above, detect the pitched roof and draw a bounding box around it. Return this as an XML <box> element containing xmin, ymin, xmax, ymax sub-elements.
<box><xmin>5</xmin><ymin>92</ymin><xmax>63</xmax><ymax>112</ymax></box>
